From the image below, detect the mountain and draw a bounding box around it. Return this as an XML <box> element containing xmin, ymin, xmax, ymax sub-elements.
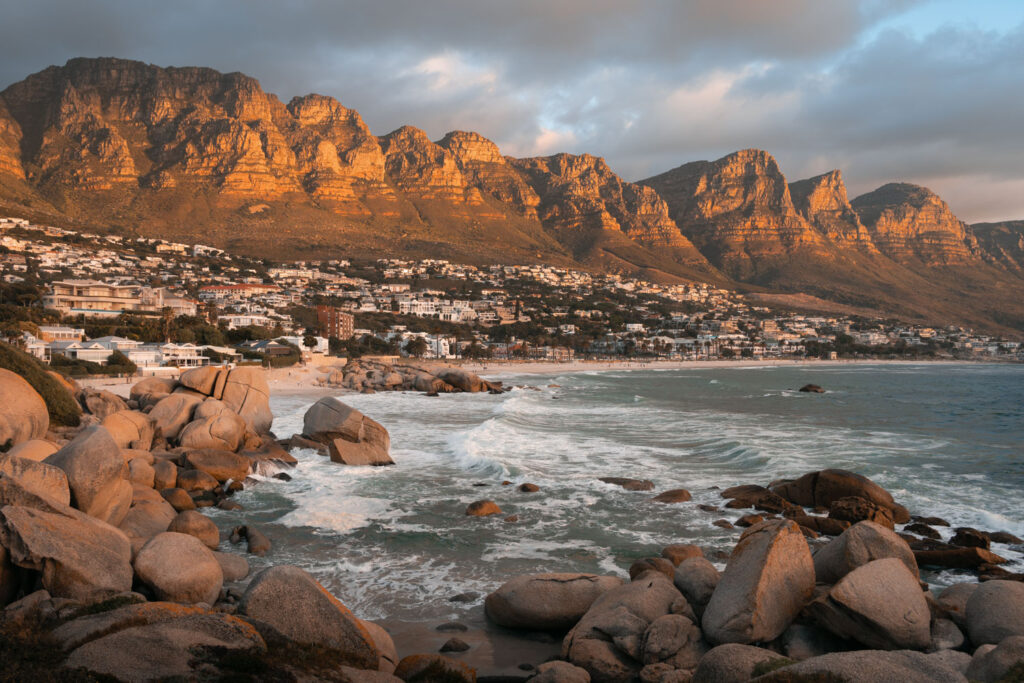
<box><xmin>1</xmin><ymin>58</ymin><xmax>1023</xmax><ymax>333</ymax></box>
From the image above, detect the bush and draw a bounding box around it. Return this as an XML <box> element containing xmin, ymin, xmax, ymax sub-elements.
<box><xmin>0</xmin><ymin>342</ymin><xmax>81</xmax><ymax>427</ymax></box>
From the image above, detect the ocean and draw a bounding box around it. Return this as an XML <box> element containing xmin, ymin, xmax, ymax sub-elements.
<box><xmin>207</xmin><ymin>362</ymin><xmax>1024</xmax><ymax>624</ymax></box>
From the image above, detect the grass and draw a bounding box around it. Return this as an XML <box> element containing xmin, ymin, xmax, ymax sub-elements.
<box><xmin>0</xmin><ymin>341</ymin><xmax>81</xmax><ymax>430</ymax></box>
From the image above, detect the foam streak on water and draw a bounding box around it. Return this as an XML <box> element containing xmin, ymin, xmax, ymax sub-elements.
<box><xmin>214</xmin><ymin>363</ymin><xmax>1024</xmax><ymax>622</ymax></box>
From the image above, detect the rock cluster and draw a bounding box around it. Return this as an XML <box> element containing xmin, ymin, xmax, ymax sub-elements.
<box><xmin>318</xmin><ymin>358</ymin><xmax>506</xmax><ymax>395</ymax></box>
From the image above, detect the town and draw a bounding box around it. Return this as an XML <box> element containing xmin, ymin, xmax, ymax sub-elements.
<box><xmin>1</xmin><ymin>215</ymin><xmax>1020</xmax><ymax>375</ymax></box>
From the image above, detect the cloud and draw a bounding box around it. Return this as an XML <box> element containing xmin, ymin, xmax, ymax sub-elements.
<box><xmin>0</xmin><ymin>0</ymin><xmax>1022</xmax><ymax>221</ymax></box>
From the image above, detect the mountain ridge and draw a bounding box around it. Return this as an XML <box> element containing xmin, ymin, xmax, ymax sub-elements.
<box><xmin>2</xmin><ymin>57</ymin><xmax>1023</xmax><ymax>334</ymax></box>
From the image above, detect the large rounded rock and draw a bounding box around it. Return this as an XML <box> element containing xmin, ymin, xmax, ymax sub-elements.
<box><xmin>5</xmin><ymin>439</ymin><xmax>59</xmax><ymax>462</ymax></box>
<box><xmin>178</xmin><ymin>410</ymin><xmax>247</xmax><ymax>452</ymax></box>
<box><xmin>178</xmin><ymin>366</ymin><xmax>224</xmax><ymax>396</ymax></box>
<box><xmin>148</xmin><ymin>393</ymin><xmax>202</xmax><ymax>441</ymax></box>
<box><xmin>0</xmin><ymin>368</ymin><xmax>49</xmax><ymax>450</ymax></box>
<box><xmin>134</xmin><ymin>532</ymin><xmax>223</xmax><ymax>604</ymax></box>
<box><xmin>692</xmin><ymin>643</ymin><xmax>788</xmax><ymax>683</ymax></box>
<box><xmin>184</xmin><ymin>448</ymin><xmax>250</xmax><ymax>482</ymax></box>
<box><xmin>435</xmin><ymin>367</ymin><xmax>488</xmax><ymax>392</ymax></box>
<box><xmin>809</xmin><ymin>557</ymin><xmax>930</xmax><ymax>650</ymax></box>
<box><xmin>213</xmin><ymin>551</ymin><xmax>250</xmax><ymax>582</ymax></box>
<box><xmin>813</xmin><ymin>520</ymin><xmax>918</xmax><ymax>584</ymax></box>
<box><xmin>702</xmin><ymin>519</ymin><xmax>814</xmax><ymax>645</ymax></box>
<box><xmin>770</xmin><ymin>469</ymin><xmax>910</xmax><ymax>523</ymax></box>
<box><xmin>220</xmin><ymin>367</ymin><xmax>273</xmax><ymax>433</ymax></box>
<box><xmin>168</xmin><ymin>509</ymin><xmax>220</xmax><ymax>549</ymax></box>
<box><xmin>936</xmin><ymin>582</ymin><xmax>977</xmax><ymax>628</ymax></box>
<box><xmin>152</xmin><ymin>459</ymin><xmax>178</xmax><ymax>490</ymax></box>
<box><xmin>531</xmin><ymin>661</ymin><xmax>592</xmax><ymax>682</ymax></box>
<box><xmin>966</xmin><ymin>635</ymin><xmax>1024</xmax><ymax>683</ymax></box>
<box><xmin>965</xmin><ymin>580</ymin><xmax>1024</xmax><ymax>645</ymax></box>
<box><xmin>238</xmin><ymin>565</ymin><xmax>378</xmax><ymax>669</ymax></box>
<box><xmin>486</xmin><ymin>573</ymin><xmax>625</xmax><ymax>631</ymax></box>
<box><xmin>100</xmin><ymin>410</ymin><xmax>155</xmax><ymax>451</ymax></box>
<box><xmin>44</xmin><ymin>426</ymin><xmax>132</xmax><ymax>525</ymax></box>
<box><xmin>303</xmin><ymin>397</ymin><xmax>393</xmax><ymax>466</ymax></box>
<box><xmin>641</xmin><ymin>613</ymin><xmax>708</xmax><ymax>670</ymax></box>
<box><xmin>0</xmin><ymin>456</ymin><xmax>71</xmax><ymax>509</ymax></box>
<box><xmin>79</xmin><ymin>389</ymin><xmax>128</xmax><ymax>419</ymax></box>
<box><xmin>672</xmin><ymin>557</ymin><xmax>719</xmax><ymax>618</ymax></box>
<box><xmin>394</xmin><ymin>654</ymin><xmax>475</xmax><ymax>682</ymax></box>
<box><xmin>0</xmin><ymin>504</ymin><xmax>132</xmax><ymax>600</ymax></box>
<box><xmin>755</xmin><ymin>650</ymin><xmax>968</xmax><ymax>682</ymax></box>
<box><xmin>176</xmin><ymin>469</ymin><xmax>218</xmax><ymax>493</ymax></box>
<box><xmin>161</xmin><ymin>487</ymin><xmax>196</xmax><ymax>511</ymax></box>
<box><xmin>562</xmin><ymin>575</ymin><xmax>685</xmax><ymax>682</ymax></box>
<box><xmin>117</xmin><ymin>499</ymin><xmax>175</xmax><ymax>555</ymax></box>
<box><xmin>361</xmin><ymin>620</ymin><xmax>399</xmax><ymax>673</ymax></box>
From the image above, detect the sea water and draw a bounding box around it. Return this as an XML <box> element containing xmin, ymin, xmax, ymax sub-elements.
<box><xmin>206</xmin><ymin>362</ymin><xmax>1024</xmax><ymax>623</ymax></box>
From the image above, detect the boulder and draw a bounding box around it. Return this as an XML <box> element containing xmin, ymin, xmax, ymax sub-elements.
<box><xmin>303</xmin><ymin>397</ymin><xmax>392</xmax><ymax>465</ymax></box>
<box><xmin>692</xmin><ymin>643</ymin><xmax>788</xmax><ymax>683</ymax></box>
<box><xmin>778</xmin><ymin>623</ymin><xmax>849</xmax><ymax>661</ymax></box>
<box><xmin>184</xmin><ymin>448</ymin><xmax>250</xmax><ymax>482</ymax></box>
<box><xmin>915</xmin><ymin>546</ymin><xmax>1007</xmax><ymax>569</ymax></box>
<box><xmin>641</xmin><ymin>613</ymin><xmax>708</xmax><ymax>670</ymax></box>
<box><xmin>178</xmin><ymin>411</ymin><xmax>247</xmax><ymax>452</ymax></box>
<box><xmin>809</xmin><ymin>558</ymin><xmax>930</xmax><ymax>650</ymax></box>
<box><xmin>466</xmin><ymin>500</ymin><xmax>502</xmax><ymax>516</ymax></box>
<box><xmin>213</xmin><ymin>551</ymin><xmax>250</xmax><ymax>582</ymax></box>
<box><xmin>176</xmin><ymin>469</ymin><xmax>219</xmax><ymax>493</ymax></box>
<box><xmin>770</xmin><ymin>469</ymin><xmax>910</xmax><ymax>523</ymax></box>
<box><xmin>117</xmin><ymin>499</ymin><xmax>175</xmax><ymax>554</ymax></box>
<box><xmin>756</xmin><ymin>650</ymin><xmax>967</xmax><ymax>682</ymax></box>
<box><xmin>965</xmin><ymin>580</ymin><xmax>1024</xmax><ymax>645</ymax></box>
<box><xmin>5</xmin><ymin>439</ymin><xmax>59</xmax><ymax>462</ymax></box>
<box><xmin>828</xmin><ymin>496</ymin><xmax>895</xmax><ymax>529</ymax></box>
<box><xmin>799</xmin><ymin>384</ymin><xmax>825</xmax><ymax>393</ymax></box>
<box><xmin>930</xmin><ymin>617</ymin><xmax>964</xmax><ymax>652</ymax></box>
<box><xmin>100</xmin><ymin>410</ymin><xmax>155</xmax><ymax>450</ymax></box>
<box><xmin>133</xmin><ymin>532</ymin><xmax>223</xmax><ymax>604</ymax></box>
<box><xmin>152</xmin><ymin>459</ymin><xmax>178</xmax><ymax>490</ymax></box>
<box><xmin>599</xmin><ymin>477</ymin><xmax>655</xmax><ymax>491</ymax></box>
<box><xmin>79</xmin><ymin>389</ymin><xmax>128</xmax><ymax>419</ymax></box>
<box><xmin>927</xmin><ymin>650</ymin><xmax>972</xmax><ymax>676</ymax></box>
<box><xmin>44</xmin><ymin>426</ymin><xmax>132</xmax><ymax>525</ymax></box>
<box><xmin>435</xmin><ymin>367</ymin><xmax>488</xmax><ymax>392</ymax></box>
<box><xmin>562</xmin><ymin>575</ymin><xmax>684</xmax><ymax>682</ymax></box>
<box><xmin>629</xmin><ymin>558</ymin><xmax>675</xmax><ymax>582</ymax></box>
<box><xmin>127</xmin><ymin>459</ymin><xmax>155</xmax><ymax>488</ymax></box>
<box><xmin>220</xmin><ymin>367</ymin><xmax>273</xmax><ymax>433</ymax></box>
<box><xmin>661</xmin><ymin>545</ymin><xmax>703</xmax><ymax>566</ymax></box>
<box><xmin>393</xmin><ymin>654</ymin><xmax>476</xmax><ymax>682</ymax></box>
<box><xmin>702</xmin><ymin>520</ymin><xmax>814</xmax><ymax>645</ymax></box>
<box><xmin>652</xmin><ymin>489</ymin><xmax>692</xmax><ymax>503</ymax></box>
<box><xmin>148</xmin><ymin>393</ymin><xmax>202</xmax><ymax>441</ymax></box>
<box><xmin>0</xmin><ymin>368</ymin><xmax>49</xmax><ymax>450</ymax></box>
<box><xmin>531</xmin><ymin>661</ymin><xmax>592</xmax><ymax>683</ymax></box>
<box><xmin>813</xmin><ymin>521</ymin><xmax>918</xmax><ymax>584</ymax></box>
<box><xmin>0</xmin><ymin>456</ymin><xmax>71</xmax><ymax>509</ymax></box>
<box><xmin>966</xmin><ymin>635</ymin><xmax>1024</xmax><ymax>683</ymax></box>
<box><xmin>0</xmin><ymin>504</ymin><xmax>132</xmax><ymax>600</ymax></box>
<box><xmin>362</xmin><ymin>620</ymin><xmax>399</xmax><ymax>673</ymax></box>
<box><xmin>951</xmin><ymin>527</ymin><xmax>990</xmax><ymax>549</ymax></box>
<box><xmin>672</xmin><ymin>558</ymin><xmax>719</xmax><ymax>617</ymax></box>
<box><xmin>160</xmin><ymin>487</ymin><xmax>196</xmax><ymax>511</ymax></box>
<box><xmin>238</xmin><ymin>565</ymin><xmax>378</xmax><ymax>669</ymax></box>
<box><xmin>485</xmin><ymin>573</ymin><xmax>625</xmax><ymax>631</ymax></box>
<box><xmin>167</xmin><ymin>509</ymin><xmax>220</xmax><ymax>549</ymax></box>
<box><xmin>178</xmin><ymin>366</ymin><xmax>224</xmax><ymax>395</ymax></box>
<box><xmin>130</xmin><ymin>376</ymin><xmax>178</xmax><ymax>403</ymax></box>
<box><xmin>936</xmin><ymin>582</ymin><xmax>977</xmax><ymax>628</ymax></box>
<box><xmin>65</xmin><ymin>610</ymin><xmax>265</xmax><ymax>680</ymax></box>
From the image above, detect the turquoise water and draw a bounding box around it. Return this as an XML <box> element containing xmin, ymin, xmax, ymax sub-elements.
<box><xmin>208</xmin><ymin>362</ymin><xmax>1024</xmax><ymax>622</ymax></box>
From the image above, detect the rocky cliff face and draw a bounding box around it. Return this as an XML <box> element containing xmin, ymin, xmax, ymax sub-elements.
<box><xmin>971</xmin><ymin>221</ymin><xmax>1024</xmax><ymax>275</ymax></box>
<box><xmin>851</xmin><ymin>183</ymin><xmax>978</xmax><ymax>265</ymax></box>
<box><xmin>789</xmin><ymin>171</ymin><xmax>876</xmax><ymax>251</ymax></box>
<box><xmin>0</xmin><ymin>99</ymin><xmax>25</xmax><ymax>182</ymax></box>
<box><xmin>640</xmin><ymin>149</ymin><xmax>830</xmax><ymax>278</ymax></box>
<box><xmin>438</xmin><ymin>131</ymin><xmax>540</xmax><ymax>219</ymax></box>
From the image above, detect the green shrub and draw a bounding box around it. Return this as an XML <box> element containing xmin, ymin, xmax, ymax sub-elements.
<box><xmin>0</xmin><ymin>342</ymin><xmax>81</xmax><ymax>427</ymax></box>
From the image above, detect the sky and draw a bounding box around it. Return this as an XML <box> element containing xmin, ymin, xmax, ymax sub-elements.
<box><xmin>2</xmin><ymin>0</ymin><xmax>1023</xmax><ymax>222</ymax></box>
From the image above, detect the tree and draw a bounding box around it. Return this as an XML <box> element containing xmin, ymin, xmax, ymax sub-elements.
<box><xmin>405</xmin><ymin>336</ymin><xmax>429</xmax><ymax>358</ymax></box>
<box><xmin>303</xmin><ymin>334</ymin><xmax>318</xmax><ymax>350</ymax></box>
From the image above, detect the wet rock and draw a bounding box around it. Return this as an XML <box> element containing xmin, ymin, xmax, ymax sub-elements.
<box><xmin>951</xmin><ymin>527</ymin><xmax>990</xmax><ymax>550</ymax></box>
<box><xmin>486</xmin><ymin>573</ymin><xmax>624</xmax><ymax>631</ymax></box>
<box><xmin>303</xmin><ymin>397</ymin><xmax>392</xmax><ymax>466</ymax></box>
<box><xmin>989</xmin><ymin>530</ymin><xmax>1024</xmax><ymax>545</ymax></box>
<box><xmin>735</xmin><ymin>513</ymin><xmax>765</xmax><ymax>527</ymax></box>
<box><xmin>813</xmin><ymin>520</ymin><xmax>918</xmax><ymax>584</ymax></box>
<box><xmin>702</xmin><ymin>520</ymin><xmax>814</xmax><ymax>645</ymax></box>
<box><xmin>913</xmin><ymin>515</ymin><xmax>950</xmax><ymax>527</ymax></box>
<box><xmin>440</xmin><ymin>637</ymin><xmax>470</xmax><ymax>653</ymax></box>
<box><xmin>238</xmin><ymin>565</ymin><xmax>378</xmax><ymax>668</ymax></box>
<box><xmin>905</xmin><ymin>522</ymin><xmax>942</xmax><ymax>540</ymax></box>
<box><xmin>828</xmin><ymin>496</ymin><xmax>895</xmax><ymax>529</ymax></box>
<box><xmin>436</xmin><ymin>621</ymin><xmax>469</xmax><ymax>632</ymax></box>
<box><xmin>466</xmin><ymin>500</ymin><xmax>502</xmax><ymax>516</ymax></box>
<box><xmin>965</xmin><ymin>580</ymin><xmax>1024</xmax><ymax>645</ymax></box>
<box><xmin>599</xmin><ymin>477</ymin><xmax>655</xmax><ymax>491</ymax></box>
<box><xmin>448</xmin><ymin>592</ymin><xmax>480</xmax><ymax>603</ymax></box>
<box><xmin>629</xmin><ymin>558</ymin><xmax>676</xmax><ymax>582</ymax></box>
<box><xmin>771</xmin><ymin>469</ymin><xmax>910</xmax><ymax>524</ymax></box>
<box><xmin>167</xmin><ymin>509</ymin><xmax>220</xmax><ymax>549</ymax></box>
<box><xmin>394</xmin><ymin>654</ymin><xmax>475</xmax><ymax>682</ymax></box>
<box><xmin>184</xmin><ymin>448</ymin><xmax>250</xmax><ymax>483</ymax></box>
<box><xmin>175</xmin><ymin>468</ymin><xmax>219</xmax><ymax>493</ymax></box>
<box><xmin>652</xmin><ymin>489</ymin><xmax>691</xmax><ymax>503</ymax></box>
<box><xmin>661</xmin><ymin>545</ymin><xmax>703</xmax><ymax>566</ymax></box>
<box><xmin>160</xmin><ymin>487</ymin><xmax>195</xmax><ymax>511</ymax></box>
<box><xmin>809</xmin><ymin>557</ymin><xmax>930</xmax><ymax>650</ymax></box>
<box><xmin>519</xmin><ymin>482</ymin><xmax>540</xmax><ymax>492</ymax></box>
<box><xmin>798</xmin><ymin>384</ymin><xmax>825</xmax><ymax>393</ymax></box>
<box><xmin>915</xmin><ymin>546</ymin><xmax>1006</xmax><ymax>569</ymax></box>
